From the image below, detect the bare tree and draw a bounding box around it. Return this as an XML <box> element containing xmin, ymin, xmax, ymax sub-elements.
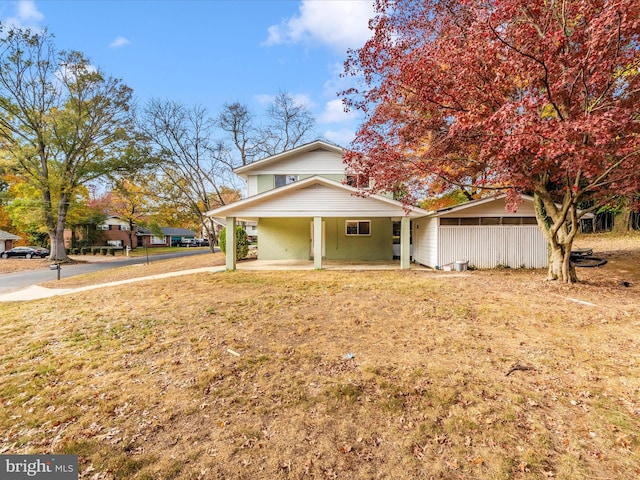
<box><xmin>219</xmin><ymin>91</ymin><xmax>316</xmax><ymax>167</ymax></box>
<box><xmin>255</xmin><ymin>91</ymin><xmax>316</xmax><ymax>157</ymax></box>
<box><xmin>217</xmin><ymin>102</ymin><xmax>257</xmax><ymax>167</ymax></box>
<box><xmin>138</xmin><ymin>99</ymin><xmax>234</xmax><ymax>248</ymax></box>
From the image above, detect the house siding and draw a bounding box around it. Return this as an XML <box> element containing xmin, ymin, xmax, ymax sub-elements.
<box><xmin>237</xmin><ymin>184</ymin><xmax>411</xmax><ymax>218</ymax></box>
<box><xmin>437</xmin><ymin>225</ymin><xmax>547</xmax><ymax>268</ymax></box>
<box><xmin>412</xmin><ymin>217</ymin><xmax>438</xmax><ymax>267</ymax></box>
<box><xmin>247</xmin><ymin>149</ymin><xmax>345</xmax><ymax>176</ymax></box>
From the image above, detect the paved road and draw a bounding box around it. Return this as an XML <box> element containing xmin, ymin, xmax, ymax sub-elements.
<box><xmin>0</xmin><ymin>249</ymin><xmax>214</xmax><ymax>295</ymax></box>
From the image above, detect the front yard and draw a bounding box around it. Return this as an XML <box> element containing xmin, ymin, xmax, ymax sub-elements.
<box><xmin>0</xmin><ymin>232</ymin><xmax>638</xmax><ymax>479</ymax></box>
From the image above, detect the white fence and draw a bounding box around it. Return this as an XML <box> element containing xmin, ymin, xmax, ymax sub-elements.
<box><xmin>438</xmin><ymin>226</ymin><xmax>548</xmax><ymax>269</ymax></box>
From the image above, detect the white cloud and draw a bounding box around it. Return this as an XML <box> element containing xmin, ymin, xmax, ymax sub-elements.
<box><xmin>263</xmin><ymin>0</ymin><xmax>375</xmax><ymax>52</ymax></box>
<box><xmin>322</xmin><ymin>128</ymin><xmax>355</xmax><ymax>147</ymax></box>
<box><xmin>3</xmin><ymin>0</ymin><xmax>44</xmax><ymax>30</ymax></box>
<box><xmin>319</xmin><ymin>98</ymin><xmax>355</xmax><ymax>124</ymax></box>
<box><xmin>254</xmin><ymin>92</ymin><xmax>316</xmax><ymax>110</ymax></box>
<box><xmin>109</xmin><ymin>36</ymin><xmax>131</xmax><ymax>48</ymax></box>
<box><xmin>254</xmin><ymin>93</ymin><xmax>275</xmax><ymax>106</ymax></box>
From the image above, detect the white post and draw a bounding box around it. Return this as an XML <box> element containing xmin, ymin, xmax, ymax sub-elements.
<box><xmin>400</xmin><ymin>216</ymin><xmax>410</xmax><ymax>270</ymax></box>
<box><xmin>226</xmin><ymin>217</ymin><xmax>237</xmax><ymax>271</ymax></box>
<box><xmin>313</xmin><ymin>216</ymin><xmax>323</xmax><ymax>270</ymax></box>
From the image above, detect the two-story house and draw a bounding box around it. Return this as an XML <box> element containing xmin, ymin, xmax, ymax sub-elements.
<box><xmin>206</xmin><ymin>139</ymin><xmax>551</xmax><ymax>271</ymax></box>
<box><xmin>98</xmin><ymin>215</ymin><xmax>134</xmax><ymax>248</ymax></box>
<box><xmin>206</xmin><ymin>140</ymin><xmax>429</xmax><ymax>270</ymax></box>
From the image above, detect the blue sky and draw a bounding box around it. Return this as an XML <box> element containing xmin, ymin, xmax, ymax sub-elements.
<box><xmin>0</xmin><ymin>0</ymin><xmax>377</xmax><ymax>146</ymax></box>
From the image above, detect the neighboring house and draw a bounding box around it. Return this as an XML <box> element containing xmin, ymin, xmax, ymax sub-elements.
<box><xmin>0</xmin><ymin>229</ymin><xmax>21</xmax><ymax>253</ymax></box>
<box><xmin>136</xmin><ymin>227</ymin><xmax>197</xmax><ymax>248</ymax></box>
<box><xmin>206</xmin><ymin>140</ymin><xmax>429</xmax><ymax>270</ymax></box>
<box><xmin>98</xmin><ymin>216</ymin><xmax>134</xmax><ymax>248</ymax></box>
<box><xmin>209</xmin><ymin>217</ymin><xmax>258</xmax><ymax>243</ymax></box>
<box><xmin>412</xmin><ymin>194</ymin><xmax>548</xmax><ymax>269</ymax></box>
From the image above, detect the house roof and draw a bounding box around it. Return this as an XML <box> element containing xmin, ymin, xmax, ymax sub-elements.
<box><xmin>0</xmin><ymin>229</ymin><xmax>21</xmax><ymax>241</ymax></box>
<box><xmin>205</xmin><ymin>175</ymin><xmax>432</xmax><ymax>220</ymax></box>
<box><xmin>233</xmin><ymin>140</ymin><xmax>345</xmax><ymax>175</ymax></box>
<box><xmin>429</xmin><ymin>194</ymin><xmax>537</xmax><ymax>217</ymax></box>
<box><xmin>137</xmin><ymin>227</ymin><xmax>197</xmax><ymax>237</ymax></box>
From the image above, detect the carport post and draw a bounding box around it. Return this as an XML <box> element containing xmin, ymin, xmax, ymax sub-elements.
<box><xmin>225</xmin><ymin>216</ymin><xmax>236</xmax><ymax>271</ymax></box>
<box><xmin>400</xmin><ymin>216</ymin><xmax>410</xmax><ymax>270</ymax></box>
<box><xmin>313</xmin><ymin>216</ymin><xmax>323</xmax><ymax>270</ymax></box>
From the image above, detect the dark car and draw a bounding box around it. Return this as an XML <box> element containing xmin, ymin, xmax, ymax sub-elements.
<box><xmin>1</xmin><ymin>246</ymin><xmax>50</xmax><ymax>259</ymax></box>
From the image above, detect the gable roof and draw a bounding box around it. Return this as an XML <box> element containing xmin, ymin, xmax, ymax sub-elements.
<box><xmin>0</xmin><ymin>229</ymin><xmax>21</xmax><ymax>241</ymax></box>
<box><xmin>205</xmin><ymin>175</ymin><xmax>431</xmax><ymax>220</ymax></box>
<box><xmin>429</xmin><ymin>194</ymin><xmax>536</xmax><ymax>217</ymax></box>
<box><xmin>233</xmin><ymin>140</ymin><xmax>345</xmax><ymax>175</ymax></box>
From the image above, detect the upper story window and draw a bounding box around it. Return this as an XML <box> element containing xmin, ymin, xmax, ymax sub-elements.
<box><xmin>275</xmin><ymin>175</ymin><xmax>298</xmax><ymax>188</ymax></box>
<box><xmin>346</xmin><ymin>173</ymin><xmax>371</xmax><ymax>190</ymax></box>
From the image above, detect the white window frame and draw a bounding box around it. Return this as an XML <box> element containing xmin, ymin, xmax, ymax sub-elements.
<box><xmin>274</xmin><ymin>174</ymin><xmax>298</xmax><ymax>188</ymax></box>
<box><xmin>345</xmin><ymin>220</ymin><xmax>371</xmax><ymax>236</ymax></box>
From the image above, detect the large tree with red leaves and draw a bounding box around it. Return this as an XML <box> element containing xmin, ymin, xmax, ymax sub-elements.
<box><xmin>343</xmin><ymin>0</ymin><xmax>640</xmax><ymax>282</ymax></box>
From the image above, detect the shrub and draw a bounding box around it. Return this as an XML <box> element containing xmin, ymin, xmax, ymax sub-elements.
<box><xmin>219</xmin><ymin>226</ymin><xmax>249</xmax><ymax>259</ymax></box>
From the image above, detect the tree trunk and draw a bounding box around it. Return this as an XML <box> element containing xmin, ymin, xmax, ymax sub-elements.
<box><xmin>534</xmin><ymin>191</ymin><xmax>579</xmax><ymax>283</ymax></box>
<box><xmin>49</xmin><ymin>227</ymin><xmax>69</xmax><ymax>262</ymax></box>
<box><xmin>204</xmin><ymin>222</ymin><xmax>218</xmax><ymax>253</ymax></box>
<box><xmin>546</xmin><ymin>239</ymin><xmax>577</xmax><ymax>283</ymax></box>
<box><xmin>49</xmin><ymin>194</ymin><xmax>71</xmax><ymax>262</ymax></box>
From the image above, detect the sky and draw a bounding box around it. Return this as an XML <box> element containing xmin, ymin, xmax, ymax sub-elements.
<box><xmin>0</xmin><ymin>0</ymin><xmax>378</xmax><ymax>147</ymax></box>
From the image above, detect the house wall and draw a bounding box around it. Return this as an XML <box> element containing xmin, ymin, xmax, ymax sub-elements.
<box><xmin>246</xmin><ymin>149</ymin><xmax>346</xmax><ymax>196</ymax></box>
<box><xmin>258</xmin><ymin>217</ymin><xmax>394</xmax><ymax>261</ymax></box>
<box><xmin>324</xmin><ymin>217</ymin><xmax>393</xmax><ymax>261</ymax></box>
<box><xmin>100</xmin><ymin>229</ymin><xmax>132</xmax><ymax>247</ymax></box>
<box><xmin>412</xmin><ymin>217</ymin><xmax>439</xmax><ymax>267</ymax></box>
<box><xmin>256</xmin><ymin>173</ymin><xmax>345</xmax><ymax>194</ymax></box>
<box><xmin>258</xmin><ymin>218</ymin><xmax>311</xmax><ymax>260</ymax></box>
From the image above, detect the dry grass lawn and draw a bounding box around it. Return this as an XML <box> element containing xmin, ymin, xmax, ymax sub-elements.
<box><xmin>0</xmin><ymin>232</ymin><xmax>639</xmax><ymax>479</ymax></box>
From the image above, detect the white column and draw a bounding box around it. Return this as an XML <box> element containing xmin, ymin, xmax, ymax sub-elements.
<box><xmin>225</xmin><ymin>217</ymin><xmax>236</xmax><ymax>271</ymax></box>
<box><xmin>400</xmin><ymin>216</ymin><xmax>410</xmax><ymax>270</ymax></box>
<box><xmin>313</xmin><ymin>216</ymin><xmax>323</xmax><ymax>270</ymax></box>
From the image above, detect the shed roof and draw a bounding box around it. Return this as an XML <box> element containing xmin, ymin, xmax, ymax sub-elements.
<box><xmin>429</xmin><ymin>194</ymin><xmax>536</xmax><ymax>217</ymax></box>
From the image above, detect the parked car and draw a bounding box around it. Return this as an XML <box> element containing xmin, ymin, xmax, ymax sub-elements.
<box><xmin>1</xmin><ymin>246</ymin><xmax>50</xmax><ymax>259</ymax></box>
<box><xmin>177</xmin><ymin>239</ymin><xmax>197</xmax><ymax>247</ymax></box>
